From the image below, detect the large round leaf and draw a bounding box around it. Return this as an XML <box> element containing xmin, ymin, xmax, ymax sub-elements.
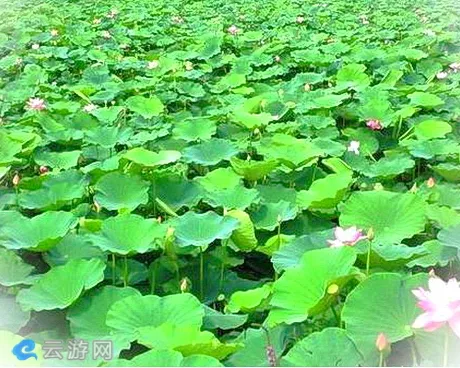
<box><xmin>125</xmin><ymin>95</ymin><xmax>164</xmax><ymax>119</ymax></box>
<box><xmin>341</xmin><ymin>272</ymin><xmax>427</xmax><ymax>363</ymax></box>
<box><xmin>268</xmin><ymin>247</ymin><xmax>358</xmax><ymax>326</ymax></box>
<box><xmin>203</xmin><ymin>186</ymin><xmax>259</xmax><ymax>211</ymax></box>
<box><xmin>87</xmin><ymin>214</ymin><xmax>166</xmax><ymax>255</ymax></box>
<box><xmin>123</xmin><ymin>148</ymin><xmax>181</xmax><ymax>167</ymax></box>
<box><xmin>281</xmin><ymin>328</ymin><xmax>363</xmax><ymax>366</ymax></box>
<box><xmin>339</xmin><ymin>191</ymin><xmax>426</xmax><ymax>245</ymax></box>
<box><xmin>230</xmin><ymin>157</ymin><xmax>279</xmax><ymax>181</ymax></box>
<box><xmin>172</xmin><ymin>211</ymin><xmax>239</xmax><ymax>247</ymax></box>
<box><xmin>111</xmin><ymin>349</ymin><xmax>223</xmax><ymax>367</ymax></box>
<box><xmin>94</xmin><ymin>172</ymin><xmax>149</xmax><ymax>211</ymax></box>
<box><xmin>251</xmin><ymin>201</ymin><xmax>297</xmax><ymax>231</ymax></box>
<box><xmin>67</xmin><ymin>285</ymin><xmax>141</xmax><ymax>355</ymax></box>
<box><xmin>226</xmin><ymin>210</ymin><xmax>258</xmax><ymax>251</ymax></box>
<box><xmin>0</xmin><ymin>294</ymin><xmax>30</xmax><ymax>333</ymax></box>
<box><xmin>0</xmin><ymin>211</ymin><xmax>78</xmax><ymax>251</ymax></box>
<box><xmin>0</xmin><ymin>248</ymin><xmax>35</xmax><ymax>286</ymax></box>
<box><xmin>183</xmin><ymin>138</ymin><xmax>238</xmax><ymax>166</ymax></box>
<box><xmin>16</xmin><ymin>259</ymin><xmax>106</xmax><ymax>311</ymax></box>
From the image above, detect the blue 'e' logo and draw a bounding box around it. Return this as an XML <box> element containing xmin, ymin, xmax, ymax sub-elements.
<box><xmin>12</xmin><ymin>339</ymin><xmax>38</xmax><ymax>361</ymax></box>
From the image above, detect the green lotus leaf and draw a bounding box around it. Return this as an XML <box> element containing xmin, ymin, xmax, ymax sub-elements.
<box><xmin>431</xmin><ymin>163</ymin><xmax>460</xmax><ymax>182</ymax></box>
<box><xmin>106</xmin><ymin>293</ymin><xmax>203</xmax><ymax>343</ymax></box>
<box><xmin>415</xmin><ymin>120</ymin><xmax>452</xmax><ymax>140</ymax></box>
<box><xmin>336</xmin><ymin>63</ymin><xmax>370</xmax><ymax>91</ymax></box>
<box><xmin>226</xmin><ymin>210</ymin><xmax>258</xmax><ymax>251</ymax></box>
<box><xmin>0</xmin><ymin>210</ymin><xmax>78</xmax><ymax>251</ymax></box>
<box><xmin>256</xmin><ymin>184</ymin><xmax>297</xmax><ymax>205</ymax></box>
<box><xmin>259</xmin><ymin>134</ymin><xmax>323</xmax><ymax>169</ymax></box>
<box><xmin>339</xmin><ymin>191</ymin><xmax>426</xmax><ymax>245</ymax></box>
<box><xmin>172</xmin><ymin>119</ymin><xmax>216</xmax><ymax>142</ymax></box>
<box><xmin>297</xmin><ymin>172</ymin><xmax>353</xmax><ymax>210</ymax></box>
<box><xmin>85</xmin><ymin>126</ymin><xmax>132</xmax><ymax>148</ymax></box>
<box><xmin>407</xmin><ymin>240</ymin><xmax>457</xmax><ymax>268</ymax></box>
<box><xmin>67</xmin><ymin>285</ymin><xmax>141</xmax><ymax>355</ymax></box>
<box><xmin>226</xmin><ymin>284</ymin><xmax>272</xmax><ymax>314</ymax></box>
<box><xmin>281</xmin><ymin>328</ymin><xmax>363</xmax><ymax>366</ymax></box>
<box><xmin>183</xmin><ymin>139</ymin><xmax>238</xmax><ymax>166</ymax></box>
<box><xmin>34</xmin><ymin>150</ymin><xmax>81</xmax><ymax>170</ymax></box>
<box><xmin>230</xmin><ymin>157</ymin><xmax>279</xmax><ymax>181</ymax></box>
<box><xmin>342</xmin><ymin>273</ymin><xmax>427</xmax><ymax>363</ymax></box>
<box><xmin>87</xmin><ymin>214</ymin><xmax>166</xmax><ymax>255</ymax></box>
<box><xmin>0</xmin><ymin>248</ymin><xmax>35</xmax><ymax>286</ymax></box>
<box><xmin>124</xmin><ymin>147</ymin><xmax>181</xmax><ymax>167</ymax></box>
<box><xmin>271</xmin><ymin>231</ymin><xmax>331</xmax><ymax>273</ymax></box>
<box><xmin>172</xmin><ymin>211</ymin><xmax>239</xmax><ymax>247</ymax></box>
<box><xmin>18</xmin><ymin>170</ymin><xmax>89</xmax><ymax>210</ymax></box>
<box><xmin>17</xmin><ymin>258</ymin><xmax>106</xmax><ymax>311</ymax></box>
<box><xmin>251</xmin><ymin>201</ymin><xmax>297</xmax><ymax>231</ymax></box>
<box><xmin>256</xmin><ymin>234</ymin><xmax>293</xmax><ymax>256</ymax></box>
<box><xmin>437</xmin><ymin>223</ymin><xmax>460</xmax><ymax>253</ymax></box>
<box><xmin>403</xmin><ymin>139</ymin><xmax>460</xmax><ymax>159</ymax></box>
<box><xmin>154</xmin><ymin>174</ymin><xmax>202</xmax><ymax>211</ymax></box>
<box><xmin>126</xmin><ymin>95</ymin><xmax>164</xmax><ymax>119</ymax></box>
<box><xmin>352</xmin><ymin>155</ymin><xmax>415</xmax><ymax>178</ymax></box>
<box><xmin>195</xmin><ymin>168</ymin><xmax>242</xmax><ymax>191</ymax></box>
<box><xmin>107</xmin><ymin>258</ymin><xmax>149</xmax><ymax>286</ymax></box>
<box><xmin>111</xmin><ymin>349</ymin><xmax>223</xmax><ymax>367</ymax></box>
<box><xmin>231</xmin><ymin>109</ymin><xmax>273</xmax><ymax>130</ymax></box>
<box><xmin>94</xmin><ymin>172</ymin><xmax>150</xmax><ymax>211</ymax></box>
<box><xmin>0</xmin><ymin>131</ymin><xmax>22</xmax><ymax>165</ymax></box>
<box><xmin>268</xmin><ymin>247</ymin><xmax>358</xmax><ymax>326</ymax></box>
<box><xmin>90</xmin><ymin>106</ymin><xmax>124</xmax><ymax>124</ymax></box>
<box><xmin>203</xmin><ymin>305</ymin><xmax>248</xmax><ymax>330</ymax></box>
<box><xmin>0</xmin><ymin>294</ymin><xmax>30</xmax><ymax>333</ymax></box>
<box><xmin>408</xmin><ymin>92</ymin><xmax>443</xmax><ymax>107</ymax></box>
<box><xmin>225</xmin><ymin>326</ymin><xmax>289</xmax><ymax>367</ymax></box>
<box><xmin>203</xmin><ymin>186</ymin><xmax>259</xmax><ymax>210</ymax></box>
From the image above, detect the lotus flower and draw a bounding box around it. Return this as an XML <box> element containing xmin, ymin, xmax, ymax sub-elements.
<box><xmin>347</xmin><ymin>140</ymin><xmax>360</xmax><ymax>155</ymax></box>
<box><xmin>148</xmin><ymin>60</ymin><xmax>160</xmax><ymax>69</ymax></box>
<box><xmin>436</xmin><ymin>71</ymin><xmax>448</xmax><ymax>80</ymax></box>
<box><xmin>427</xmin><ymin>177</ymin><xmax>435</xmax><ymax>188</ymax></box>
<box><xmin>31</xmin><ymin>43</ymin><xmax>40</xmax><ymax>50</ymax></box>
<box><xmin>102</xmin><ymin>31</ymin><xmax>111</xmax><ymax>39</ymax></box>
<box><xmin>328</xmin><ymin>226</ymin><xmax>367</xmax><ymax>248</ymax></box>
<box><xmin>449</xmin><ymin>62</ymin><xmax>460</xmax><ymax>73</ymax></box>
<box><xmin>39</xmin><ymin>166</ymin><xmax>49</xmax><ymax>174</ymax></box>
<box><xmin>227</xmin><ymin>25</ymin><xmax>240</xmax><ymax>35</ymax></box>
<box><xmin>83</xmin><ymin>103</ymin><xmax>97</xmax><ymax>113</ymax></box>
<box><xmin>274</xmin><ymin>55</ymin><xmax>281</xmax><ymax>63</ymax></box>
<box><xmin>366</xmin><ymin>119</ymin><xmax>383</xmax><ymax>130</ymax></box>
<box><xmin>423</xmin><ymin>29</ymin><xmax>436</xmax><ymax>37</ymax></box>
<box><xmin>184</xmin><ymin>61</ymin><xmax>193</xmax><ymax>71</ymax></box>
<box><xmin>375</xmin><ymin>333</ymin><xmax>389</xmax><ymax>352</ymax></box>
<box><xmin>296</xmin><ymin>16</ymin><xmax>305</xmax><ymax>24</ymax></box>
<box><xmin>50</xmin><ymin>29</ymin><xmax>59</xmax><ymax>36</ymax></box>
<box><xmin>412</xmin><ymin>276</ymin><xmax>460</xmax><ymax>337</ymax></box>
<box><xmin>26</xmin><ymin>98</ymin><xmax>46</xmax><ymax>111</ymax></box>
<box><xmin>93</xmin><ymin>18</ymin><xmax>102</xmax><ymax>25</ymax></box>
<box><xmin>12</xmin><ymin>173</ymin><xmax>20</xmax><ymax>186</ymax></box>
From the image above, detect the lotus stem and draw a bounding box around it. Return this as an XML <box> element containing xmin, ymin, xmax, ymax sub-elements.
<box><xmin>123</xmin><ymin>256</ymin><xmax>129</xmax><ymax>287</ymax></box>
<box><xmin>366</xmin><ymin>241</ymin><xmax>372</xmax><ymax>277</ymax></box>
<box><xmin>200</xmin><ymin>246</ymin><xmax>204</xmax><ymax>301</ymax></box>
<box><xmin>378</xmin><ymin>352</ymin><xmax>384</xmax><ymax>367</ymax></box>
<box><xmin>443</xmin><ymin>327</ymin><xmax>449</xmax><ymax>367</ymax></box>
<box><xmin>111</xmin><ymin>254</ymin><xmax>116</xmax><ymax>285</ymax></box>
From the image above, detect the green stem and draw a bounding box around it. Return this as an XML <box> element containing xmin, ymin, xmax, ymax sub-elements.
<box><xmin>379</xmin><ymin>352</ymin><xmax>384</xmax><ymax>367</ymax></box>
<box><xmin>443</xmin><ymin>327</ymin><xmax>449</xmax><ymax>367</ymax></box>
<box><xmin>150</xmin><ymin>262</ymin><xmax>157</xmax><ymax>294</ymax></box>
<box><xmin>330</xmin><ymin>304</ymin><xmax>340</xmax><ymax>326</ymax></box>
<box><xmin>111</xmin><ymin>254</ymin><xmax>116</xmax><ymax>285</ymax></box>
<box><xmin>366</xmin><ymin>240</ymin><xmax>372</xmax><ymax>276</ymax></box>
<box><xmin>200</xmin><ymin>247</ymin><xmax>204</xmax><ymax>301</ymax></box>
<box><xmin>123</xmin><ymin>256</ymin><xmax>129</xmax><ymax>288</ymax></box>
<box><xmin>409</xmin><ymin>338</ymin><xmax>418</xmax><ymax>367</ymax></box>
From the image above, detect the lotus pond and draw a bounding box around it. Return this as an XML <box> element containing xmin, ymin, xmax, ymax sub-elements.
<box><xmin>1</xmin><ymin>0</ymin><xmax>460</xmax><ymax>366</ymax></box>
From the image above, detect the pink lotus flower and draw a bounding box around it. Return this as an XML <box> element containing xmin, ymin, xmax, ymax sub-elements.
<box><xmin>427</xmin><ymin>177</ymin><xmax>436</xmax><ymax>188</ymax></box>
<box><xmin>39</xmin><ymin>166</ymin><xmax>49</xmax><ymax>174</ymax></box>
<box><xmin>328</xmin><ymin>226</ymin><xmax>367</xmax><ymax>248</ymax></box>
<box><xmin>375</xmin><ymin>333</ymin><xmax>390</xmax><ymax>352</ymax></box>
<box><xmin>366</xmin><ymin>119</ymin><xmax>383</xmax><ymax>130</ymax></box>
<box><xmin>26</xmin><ymin>98</ymin><xmax>46</xmax><ymax>111</ymax></box>
<box><xmin>83</xmin><ymin>103</ymin><xmax>97</xmax><ymax>113</ymax></box>
<box><xmin>347</xmin><ymin>140</ymin><xmax>360</xmax><ymax>155</ymax></box>
<box><xmin>412</xmin><ymin>277</ymin><xmax>460</xmax><ymax>337</ymax></box>
<box><xmin>436</xmin><ymin>71</ymin><xmax>448</xmax><ymax>80</ymax></box>
<box><xmin>227</xmin><ymin>25</ymin><xmax>240</xmax><ymax>35</ymax></box>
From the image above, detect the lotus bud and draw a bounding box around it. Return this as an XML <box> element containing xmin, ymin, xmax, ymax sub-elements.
<box><xmin>185</xmin><ymin>61</ymin><xmax>193</xmax><ymax>71</ymax></box>
<box><xmin>367</xmin><ymin>227</ymin><xmax>375</xmax><ymax>242</ymax></box>
<box><xmin>375</xmin><ymin>333</ymin><xmax>390</xmax><ymax>352</ymax></box>
<box><xmin>274</xmin><ymin>55</ymin><xmax>281</xmax><ymax>63</ymax></box>
<box><xmin>166</xmin><ymin>226</ymin><xmax>175</xmax><ymax>239</ymax></box>
<box><xmin>374</xmin><ymin>183</ymin><xmax>384</xmax><ymax>191</ymax></box>
<box><xmin>427</xmin><ymin>177</ymin><xmax>435</xmax><ymax>188</ymax></box>
<box><xmin>304</xmin><ymin>83</ymin><xmax>311</xmax><ymax>92</ymax></box>
<box><xmin>12</xmin><ymin>173</ymin><xmax>20</xmax><ymax>186</ymax></box>
<box><xmin>409</xmin><ymin>183</ymin><xmax>418</xmax><ymax>193</ymax></box>
<box><xmin>93</xmin><ymin>200</ymin><xmax>101</xmax><ymax>213</ymax></box>
<box><xmin>157</xmin><ymin>216</ymin><xmax>163</xmax><ymax>223</ymax></box>
<box><xmin>39</xmin><ymin>166</ymin><xmax>49</xmax><ymax>174</ymax></box>
<box><xmin>253</xmin><ymin>128</ymin><xmax>261</xmax><ymax>136</ymax></box>
<box><xmin>327</xmin><ymin>283</ymin><xmax>339</xmax><ymax>295</ymax></box>
<box><xmin>276</xmin><ymin>214</ymin><xmax>282</xmax><ymax>223</ymax></box>
<box><xmin>180</xmin><ymin>277</ymin><xmax>190</xmax><ymax>293</ymax></box>
<box><xmin>50</xmin><ymin>29</ymin><xmax>59</xmax><ymax>37</ymax></box>
<box><xmin>31</xmin><ymin>43</ymin><xmax>40</xmax><ymax>50</ymax></box>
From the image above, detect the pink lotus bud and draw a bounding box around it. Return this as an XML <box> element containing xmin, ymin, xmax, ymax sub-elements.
<box><xmin>366</xmin><ymin>119</ymin><xmax>383</xmax><ymax>130</ymax></box>
<box><xmin>427</xmin><ymin>177</ymin><xmax>435</xmax><ymax>188</ymax></box>
<box><xmin>376</xmin><ymin>333</ymin><xmax>390</xmax><ymax>352</ymax></box>
<box><xmin>39</xmin><ymin>166</ymin><xmax>49</xmax><ymax>174</ymax></box>
<box><xmin>12</xmin><ymin>173</ymin><xmax>20</xmax><ymax>186</ymax></box>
